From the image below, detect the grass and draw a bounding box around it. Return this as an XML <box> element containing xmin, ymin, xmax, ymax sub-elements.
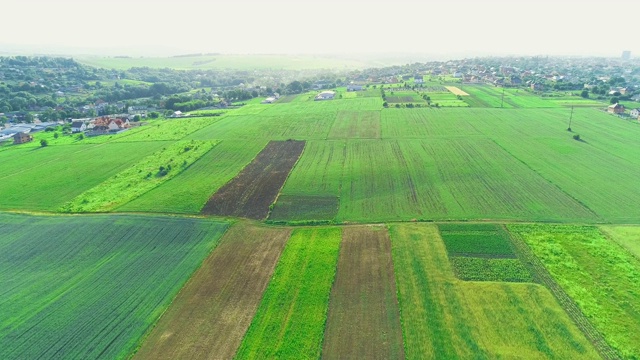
<box><xmin>0</xmin><ymin>213</ymin><xmax>228</xmax><ymax>359</ymax></box>
<box><xmin>60</xmin><ymin>140</ymin><xmax>216</xmax><ymax>212</ymax></box>
<box><xmin>600</xmin><ymin>225</ymin><xmax>640</xmax><ymax>259</ymax></box>
<box><xmin>509</xmin><ymin>224</ymin><xmax>640</xmax><ymax>359</ymax></box>
<box><xmin>389</xmin><ymin>223</ymin><xmax>599</xmax><ymax>359</ymax></box>
<box><xmin>134</xmin><ymin>223</ymin><xmax>290</xmax><ymax>360</ymax></box>
<box><xmin>0</xmin><ymin>142</ymin><xmax>166</xmax><ymax>211</ymax></box>
<box><xmin>119</xmin><ymin>140</ymin><xmax>266</xmax><ymax>213</ymax></box>
<box><xmin>234</xmin><ymin>227</ymin><xmax>341</xmax><ymax>359</ymax></box>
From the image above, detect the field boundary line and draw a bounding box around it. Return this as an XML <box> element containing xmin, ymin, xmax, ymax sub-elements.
<box><xmin>506</xmin><ymin>227</ymin><xmax>620</xmax><ymax>360</ymax></box>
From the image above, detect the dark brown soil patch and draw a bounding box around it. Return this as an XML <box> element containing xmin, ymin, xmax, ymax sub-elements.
<box><xmin>201</xmin><ymin>140</ymin><xmax>305</xmax><ymax>219</ymax></box>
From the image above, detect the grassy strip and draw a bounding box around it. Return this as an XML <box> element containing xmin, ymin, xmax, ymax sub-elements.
<box><xmin>234</xmin><ymin>227</ymin><xmax>341</xmax><ymax>359</ymax></box>
<box><xmin>61</xmin><ymin>140</ymin><xmax>216</xmax><ymax>212</ymax></box>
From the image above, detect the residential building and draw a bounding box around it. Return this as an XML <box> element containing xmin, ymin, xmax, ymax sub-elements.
<box><xmin>608</xmin><ymin>103</ymin><xmax>625</xmax><ymax>114</ymax></box>
<box><xmin>13</xmin><ymin>132</ymin><xmax>33</xmax><ymax>144</ymax></box>
<box><xmin>314</xmin><ymin>91</ymin><xmax>336</xmax><ymax>101</ymax></box>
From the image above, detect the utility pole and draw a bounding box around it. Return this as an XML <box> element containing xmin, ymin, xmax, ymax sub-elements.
<box><xmin>567</xmin><ymin>105</ymin><xmax>574</xmax><ymax>131</ymax></box>
<box><xmin>500</xmin><ymin>88</ymin><xmax>505</xmax><ymax>108</ymax></box>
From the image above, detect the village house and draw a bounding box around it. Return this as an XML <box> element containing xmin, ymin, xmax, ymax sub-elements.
<box><xmin>347</xmin><ymin>84</ymin><xmax>364</xmax><ymax>91</ymax></box>
<box><xmin>531</xmin><ymin>83</ymin><xmax>544</xmax><ymax>91</ymax></box>
<box><xmin>314</xmin><ymin>90</ymin><xmax>336</xmax><ymax>101</ymax></box>
<box><xmin>630</xmin><ymin>108</ymin><xmax>640</xmax><ymax>118</ymax></box>
<box><xmin>608</xmin><ymin>103</ymin><xmax>625</xmax><ymax>114</ymax></box>
<box><xmin>13</xmin><ymin>132</ymin><xmax>33</xmax><ymax>144</ymax></box>
<box><xmin>71</xmin><ymin>121</ymin><xmax>86</xmax><ymax>133</ymax></box>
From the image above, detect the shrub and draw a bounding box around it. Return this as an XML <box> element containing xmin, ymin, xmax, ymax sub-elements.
<box><xmin>573</xmin><ymin>134</ymin><xmax>581</xmax><ymax>141</ymax></box>
<box><xmin>40</xmin><ymin>139</ymin><xmax>48</xmax><ymax>147</ymax></box>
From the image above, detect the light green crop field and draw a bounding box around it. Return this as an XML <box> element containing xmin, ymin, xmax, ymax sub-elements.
<box><xmin>600</xmin><ymin>225</ymin><xmax>640</xmax><ymax>259</ymax></box>
<box><xmin>0</xmin><ymin>213</ymin><xmax>228</xmax><ymax>359</ymax></box>
<box><xmin>235</xmin><ymin>227</ymin><xmax>341</xmax><ymax>359</ymax></box>
<box><xmin>61</xmin><ymin>140</ymin><xmax>215</xmax><ymax>212</ymax></box>
<box><xmin>0</xmin><ymin>142</ymin><xmax>167</xmax><ymax>211</ymax></box>
<box><xmin>509</xmin><ymin>224</ymin><xmax>640</xmax><ymax>359</ymax></box>
<box><xmin>389</xmin><ymin>223</ymin><xmax>598</xmax><ymax>359</ymax></box>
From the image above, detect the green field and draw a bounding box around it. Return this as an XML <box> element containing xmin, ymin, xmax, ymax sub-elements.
<box><xmin>389</xmin><ymin>223</ymin><xmax>598</xmax><ymax>359</ymax></box>
<box><xmin>0</xmin><ymin>213</ymin><xmax>228</xmax><ymax>359</ymax></box>
<box><xmin>234</xmin><ymin>227</ymin><xmax>341</xmax><ymax>359</ymax></box>
<box><xmin>509</xmin><ymin>224</ymin><xmax>640</xmax><ymax>358</ymax></box>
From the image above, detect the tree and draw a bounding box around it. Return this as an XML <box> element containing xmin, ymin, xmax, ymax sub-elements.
<box><xmin>580</xmin><ymin>90</ymin><xmax>589</xmax><ymax>98</ymax></box>
<box><xmin>54</xmin><ymin>132</ymin><xmax>59</xmax><ymax>139</ymax></box>
<box><xmin>610</xmin><ymin>97</ymin><xmax>619</xmax><ymax>104</ymax></box>
<box><xmin>40</xmin><ymin>139</ymin><xmax>48</xmax><ymax>147</ymax></box>
<box><xmin>383</xmin><ymin>101</ymin><xmax>388</xmax><ymax>108</ymax></box>
<box><xmin>133</xmin><ymin>115</ymin><xmax>141</xmax><ymax>122</ymax></box>
<box><xmin>148</xmin><ymin>111</ymin><xmax>159</xmax><ymax>119</ymax></box>
<box><xmin>77</xmin><ymin>133</ymin><xmax>84</xmax><ymax>140</ymax></box>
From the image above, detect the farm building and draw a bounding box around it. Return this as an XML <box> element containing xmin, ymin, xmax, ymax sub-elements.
<box><xmin>347</xmin><ymin>85</ymin><xmax>363</xmax><ymax>91</ymax></box>
<box><xmin>71</xmin><ymin>121</ymin><xmax>86</xmax><ymax>133</ymax></box>
<box><xmin>261</xmin><ymin>97</ymin><xmax>277</xmax><ymax>104</ymax></box>
<box><xmin>630</xmin><ymin>108</ymin><xmax>640</xmax><ymax>118</ymax></box>
<box><xmin>315</xmin><ymin>91</ymin><xmax>336</xmax><ymax>101</ymax></box>
<box><xmin>414</xmin><ymin>76</ymin><xmax>424</xmax><ymax>84</ymax></box>
<box><xmin>608</xmin><ymin>103</ymin><xmax>625</xmax><ymax>114</ymax></box>
<box><xmin>13</xmin><ymin>132</ymin><xmax>33</xmax><ymax>144</ymax></box>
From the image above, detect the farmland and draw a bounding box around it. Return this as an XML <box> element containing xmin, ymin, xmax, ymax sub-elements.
<box><xmin>509</xmin><ymin>224</ymin><xmax>640</xmax><ymax>358</ymax></box>
<box><xmin>234</xmin><ymin>227</ymin><xmax>341</xmax><ymax>359</ymax></box>
<box><xmin>389</xmin><ymin>223</ymin><xmax>598</xmax><ymax>359</ymax></box>
<box><xmin>3</xmin><ymin>76</ymin><xmax>640</xmax><ymax>359</ymax></box>
<box><xmin>201</xmin><ymin>140</ymin><xmax>305</xmax><ymax>219</ymax></box>
<box><xmin>322</xmin><ymin>226</ymin><xmax>404</xmax><ymax>359</ymax></box>
<box><xmin>0</xmin><ymin>213</ymin><xmax>228</xmax><ymax>359</ymax></box>
<box><xmin>134</xmin><ymin>222</ymin><xmax>290</xmax><ymax>360</ymax></box>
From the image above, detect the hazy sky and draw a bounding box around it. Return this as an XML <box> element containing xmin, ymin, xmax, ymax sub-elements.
<box><xmin>2</xmin><ymin>0</ymin><xmax>638</xmax><ymax>57</ymax></box>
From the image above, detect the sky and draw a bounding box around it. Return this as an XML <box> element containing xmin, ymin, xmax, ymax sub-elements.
<box><xmin>2</xmin><ymin>0</ymin><xmax>638</xmax><ymax>58</ymax></box>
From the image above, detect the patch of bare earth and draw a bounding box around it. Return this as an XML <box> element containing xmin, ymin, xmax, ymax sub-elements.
<box><xmin>133</xmin><ymin>223</ymin><xmax>291</xmax><ymax>360</ymax></box>
<box><xmin>321</xmin><ymin>226</ymin><xmax>405</xmax><ymax>360</ymax></box>
<box><xmin>201</xmin><ymin>140</ymin><xmax>305</xmax><ymax>219</ymax></box>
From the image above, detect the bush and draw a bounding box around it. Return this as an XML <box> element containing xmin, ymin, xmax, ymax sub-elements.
<box><xmin>573</xmin><ymin>134</ymin><xmax>581</xmax><ymax>141</ymax></box>
<box><xmin>40</xmin><ymin>139</ymin><xmax>48</xmax><ymax>147</ymax></box>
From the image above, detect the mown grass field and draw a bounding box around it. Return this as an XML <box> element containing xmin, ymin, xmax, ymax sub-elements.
<box><xmin>0</xmin><ymin>213</ymin><xmax>228</xmax><ymax>359</ymax></box>
<box><xmin>389</xmin><ymin>223</ymin><xmax>599</xmax><ymax>359</ymax></box>
<box><xmin>235</xmin><ymin>227</ymin><xmax>341</xmax><ymax>359</ymax></box>
<box><xmin>509</xmin><ymin>224</ymin><xmax>640</xmax><ymax>358</ymax></box>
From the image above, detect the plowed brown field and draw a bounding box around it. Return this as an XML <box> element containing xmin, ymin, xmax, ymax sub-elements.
<box><xmin>133</xmin><ymin>223</ymin><xmax>290</xmax><ymax>360</ymax></box>
<box><xmin>321</xmin><ymin>226</ymin><xmax>405</xmax><ymax>359</ymax></box>
<box><xmin>201</xmin><ymin>140</ymin><xmax>305</xmax><ymax>219</ymax></box>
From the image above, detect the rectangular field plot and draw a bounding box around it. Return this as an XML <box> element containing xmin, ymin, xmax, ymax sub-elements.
<box><xmin>389</xmin><ymin>223</ymin><xmax>598</xmax><ymax>359</ymax></box>
<box><xmin>202</xmin><ymin>140</ymin><xmax>305</xmax><ymax>219</ymax></box>
<box><xmin>0</xmin><ymin>141</ymin><xmax>166</xmax><ymax>211</ymax></box>
<box><xmin>439</xmin><ymin>223</ymin><xmax>515</xmax><ymax>258</ymax></box>
<box><xmin>450</xmin><ymin>257</ymin><xmax>533</xmax><ymax>282</ymax></box>
<box><xmin>322</xmin><ymin>226</ymin><xmax>404</xmax><ymax>359</ymax></box>
<box><xmin>328</xmin><ymin>110</ymin><xmax>381</xmax><ymax>139</ymax></box>
<box><xmin>0</xmin><ymin>213</ymin><xmax>228</xmax><ymax>360</ymax></box>
<box><xmin>268</xmin><ymin>194</ymin><xmax>339</xmax><ymax>223</ymax></box>
<box><xmin>235</xmin><ymin>228</ymin><xmax>341</xmax><ymax>359</ymax></box>
<box><xmin>509</xmin><ymin>224</ymin><xmax>640</xmax><ymax>359</ymax></box>
<box><xmin>119</xmin><ymin>140</ymin><xmax>266</xmax><ymax>213</ymax></box>
<box><xmin>445</xmin><ymin>86</ymin><xmax>469</xmax><ymax>96</ymax></box>
<box><xmin>134</xmin><ymin>223</ymin><xmax>290</xmax><ymax>360</ymax></box>
<box><xmin>336</xmin><ymin>138</ymin><xmax>596</xmax><ymax>223</ymax></box>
